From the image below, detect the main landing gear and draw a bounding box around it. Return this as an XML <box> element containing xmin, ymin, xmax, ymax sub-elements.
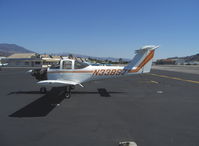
<box><xmin>39</xmin><ymin>86</ymin><xmax>75</xmax><ymax>99</ymax></box>
<box><xmin>64</xmin><ymin>85</ymin><xmax>75</xmax><ymax>99</ymax></box>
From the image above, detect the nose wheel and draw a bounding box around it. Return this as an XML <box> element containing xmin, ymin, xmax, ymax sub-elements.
<box><xmin>64</xmin><ymin>86</ymin><xmax>73</xmax><ymax>99</ymax></box>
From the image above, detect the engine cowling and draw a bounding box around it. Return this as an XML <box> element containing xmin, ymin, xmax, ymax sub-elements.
<box><xmin>31</xmin><ymin>68</ymin><xmax>47</xmax><ymax>81</ymax></box>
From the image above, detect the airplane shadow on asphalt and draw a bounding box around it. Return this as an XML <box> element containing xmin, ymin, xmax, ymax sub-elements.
<box><xmin>9</xmin><ymin>88</ymin><xmax>124</xmax><ymax>118</ymax></box>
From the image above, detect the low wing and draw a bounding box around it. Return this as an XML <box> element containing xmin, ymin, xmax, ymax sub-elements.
<box><xmin>37</xmin><ymin>80</ymin><xmax>84</xmax><ymax>87</ymax></box>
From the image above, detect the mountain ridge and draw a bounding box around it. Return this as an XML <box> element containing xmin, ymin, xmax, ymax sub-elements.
<box><xmin>168</xmin><ymin>53</ymin><xmax>199</xmax><ymax>62</ymax></box>
<box><xmin>0</xmin><ymin>43</ymin><xmax>34</xmax><ymax>56</ymax></box>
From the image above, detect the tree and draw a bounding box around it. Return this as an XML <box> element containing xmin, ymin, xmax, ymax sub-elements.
<box><xmin>68</xmin><ymin>54</ymin><xmax>73</xmax><ymax>59</ymax></box>
<box><xmin>119</xmin><ymin>58</ymin><xmax>123</xmax><ymax>64</ymax></box>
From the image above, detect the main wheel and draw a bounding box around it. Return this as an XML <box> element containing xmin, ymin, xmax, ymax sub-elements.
<box><xmin>40</xmin><ymin>87</ymin><xmax>47</xmax><ymax>93</ymax></box>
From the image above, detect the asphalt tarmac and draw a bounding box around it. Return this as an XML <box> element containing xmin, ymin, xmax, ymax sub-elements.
<box><xmin>0</xmin><ymin>68</ymin><xmax>199</xmax><ymax>146</ymax></box>
<box><xmin>153</xmin><ymin>65</ymin><xmax>199</xmax><ymax>75</ymax></box>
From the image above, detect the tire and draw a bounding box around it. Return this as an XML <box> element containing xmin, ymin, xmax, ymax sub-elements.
<box><xmin>65</xmin><ymin>92</ymin><xmax>71</xmax><ymax>99</ymax></box>
<box><xmin>40</xmin><ymin>87</ymin><xmax>47</xmax><ymax>94</ymax></box>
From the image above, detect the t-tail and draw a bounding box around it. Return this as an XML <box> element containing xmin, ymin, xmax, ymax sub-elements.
<box><xmin>125</xmin><ymin>45</ymin><xmax>159</xmax><ymax>74</ymax></box>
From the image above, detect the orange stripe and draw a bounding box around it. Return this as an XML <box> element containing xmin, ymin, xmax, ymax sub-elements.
<box><xmin>136</xmin><ymin>50</ymin><xmax>154</xmax><ymax>71</ymax></box>
<box><xmin>129</xmin><ymin>50</ymin><xmax>154</xmax><ymax>73</ymax></box>
<box><xmin>48</xmin><ymin>70</ymin><xmax>93</xmax><ymax>74</ymax></box>
<box><xmin>138</xmin><ymin>50</ymin><xmax>154</xmax><ymax>68</ymax></box>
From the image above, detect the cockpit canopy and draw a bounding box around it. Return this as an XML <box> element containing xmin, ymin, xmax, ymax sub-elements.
<box><xmin>49</xmin><ymin>62</ymin><xmax>60</xmax><ymax>69</ymax></box>
<box><xmin>74</xmin><ymin>60</ymin><xmax>89</xmax><ymax>69</ymax></box>
<box><xmin>50</xmin><ymin>59</ymin><xmax>89</xmax><ymax>70</ymax></box>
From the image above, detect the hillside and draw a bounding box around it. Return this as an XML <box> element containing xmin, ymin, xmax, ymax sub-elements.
<box><xmin>184</xmin><ymin>54</ymin><xmax>199</xmax><ymax>61</ymax></box>
<box><xmin>52</xmin><ymin>52</ymin><xmax>130</xmax><ymax>62</ymax></box>
<box><xmin>168</xmin><ymin>53</ymin><xmax>199</xmax><ymax>62</ymax></box>
<box><xmin>0</xmin><ymin>43</ymin><xmax>34</xmax><ymax>56</ymax></box>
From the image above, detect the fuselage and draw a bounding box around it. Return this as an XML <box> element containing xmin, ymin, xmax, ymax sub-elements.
<box><xmin>47</xmin><ymin>63</ymin><xmax>142</xmax><ymax>84</ymax></box>
<box><xmin>33</xmin><ymin>46</ymin><xmax>158</xmax><ymax>99</ymax></box>
<box><xmin>47</xmin><ymin>48</ymin><xmax>155</xmax><ymax>84</ymax></box>
<box><xmin>35</xmin><ymin>45</ymin><xmax>157</xmax><ymax>89</ymax></box>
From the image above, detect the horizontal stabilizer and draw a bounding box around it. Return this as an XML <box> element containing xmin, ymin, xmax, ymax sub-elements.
<box><xmin>135</xmin><ymin>45</ymin><xmax>159</xmax><ymax>53</ymax></box>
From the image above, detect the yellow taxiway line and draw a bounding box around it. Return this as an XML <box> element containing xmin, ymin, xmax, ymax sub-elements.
<box><xmin>150</xmin><ymin>80</ymin><xmax>159</xmax><ymax>84</ymax></box>
<box><xmin>150</xmin><ymin>73</ymin><xmax>199</xmax><ymax>84</ymax></box>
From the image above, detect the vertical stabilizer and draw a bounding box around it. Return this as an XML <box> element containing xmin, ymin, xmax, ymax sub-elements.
<box><xmin>125</xmin><ymin>45</ymin><xmax>158</xmax><ymax>73</ymax></box>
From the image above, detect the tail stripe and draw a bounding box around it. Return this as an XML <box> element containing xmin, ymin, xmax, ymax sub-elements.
<box><xmin>129</xmin><ymin>50</ymin><xmax>154</xmax><ymax>73</ymax></box>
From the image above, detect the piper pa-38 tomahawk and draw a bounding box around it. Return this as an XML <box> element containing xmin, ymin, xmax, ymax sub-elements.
<box><xmin>31</xmin><ymin>45</ymin><xmax>158</xmax><ymax>98</ymax></box>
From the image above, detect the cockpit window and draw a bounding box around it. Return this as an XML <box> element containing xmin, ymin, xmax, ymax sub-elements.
<box><xmin>74</xmin><ymin>61</ymin><xmax>89</xmax><ymax>69</ymax></box>
<box><xmin>49</xmin><ymin>61</ymin><xmax>60</xmax><ymax>69</ymax></box>
<box><xmin>63</xmin><ymin>61</ymin><xmax>72</xmax><ymax>69</ymax></box>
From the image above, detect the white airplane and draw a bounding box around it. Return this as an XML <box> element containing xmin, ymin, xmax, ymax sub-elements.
<box><xmin>31</xmin><ymin>45</ymin><xmax>158</xmax><ymax>98</ymax></box>
<box><xmin>0</xmin><ymin>63</ymin><xmax>8</xmax><ymax>67</ymax></box>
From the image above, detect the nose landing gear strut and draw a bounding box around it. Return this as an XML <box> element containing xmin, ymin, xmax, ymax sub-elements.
<box><xmin>64</xmin><ymin>85</ymin><xmax>75</xmax><ymax>99</ymax></box>
<box><xmin>40</xmin><ymin>87</ymin><xmax>47</xmax><ymax>93</ymax></box>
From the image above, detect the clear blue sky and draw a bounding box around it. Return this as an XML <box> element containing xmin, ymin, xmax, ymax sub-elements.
<box><xmin>0</xmin><ymin>0</ymin><xmax>198</xmax><ymax>59</ymax></box>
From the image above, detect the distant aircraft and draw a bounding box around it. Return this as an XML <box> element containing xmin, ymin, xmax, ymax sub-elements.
<box><xmin>31</xmin><ymin>45</ymin><xmax>158</xmax><ymax>98</ymax></box>
<box><xmin>0</xmin><ymin>63</ymin><xmax>8</xmax><ymax>67</ymax></box>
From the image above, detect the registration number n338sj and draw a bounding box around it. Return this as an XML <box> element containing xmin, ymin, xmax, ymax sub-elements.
<box><xmin>92</xmin><ymin>69</ymin><xmax>130</xmax><ymax>76</ymax></box>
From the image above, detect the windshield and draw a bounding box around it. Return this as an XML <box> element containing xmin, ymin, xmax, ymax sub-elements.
<box><xmin>49</xmin><ymin>61</ymin><xmax>60</xmax><ymax>69</ymax></box>
<box><xmin>63</xmin><ymin>61</ymin><xmax>72</xmax><ymax>69</ymax></box>
<box><xmin>74</xmin><ymin>61</ymin><xmax>89</xmax><ymax>69</ymax></box>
